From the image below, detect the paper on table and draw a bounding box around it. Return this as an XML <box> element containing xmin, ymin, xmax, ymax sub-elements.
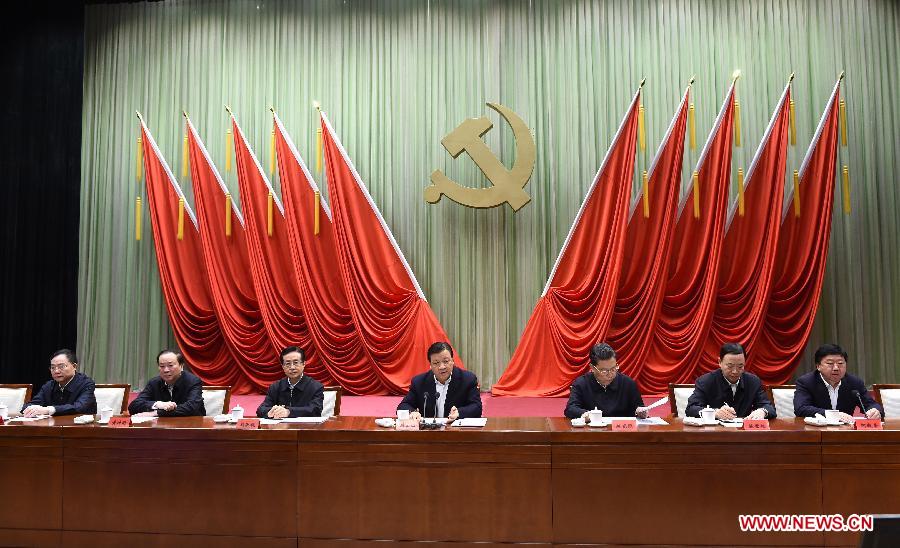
<box><xmin>637</xmin><ymin>417</ymin><xmax>668</xmax><ymax>425</ymax></box>
<box><xmin>646</xmin><ymin>396</ymin><xmax>669</xmax><ymax>410</ymax></box>
<box><xmin>8</xmin><ymin>415</ymin><xmax>49</xmax><ymax>422</ymax></box>
<box><xmin>259</xmin><ymin>418</ymin><xmax>282</xmax><ymax>425</ymax></box>
<box><xmin>281</xmin><ymin>416</ymin><xmax>328</xmax><ymax>424</ymax></box>
<box><xmin>451</xmin><ymin>418</ymin><xmax>487</xmax><ymax>427</ymax></box>
<box><xmin>131</xmin><ymin>415</ymin><xmax>155</xmax><ymax>424</ymax></box>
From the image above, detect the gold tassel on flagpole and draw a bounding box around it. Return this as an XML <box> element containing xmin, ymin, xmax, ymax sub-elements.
<box><xmin>182</xmin><ymin>133</ymin><xmax>189</xmax><ymax>178</ymax></box>
<box><xmin>225</xmin><ymin>193</ymin><xmax>232</xmax><ymax>237</ymax></box>
<box><xmin>793</xmin><ymin>170</ymin><xmax>801</xmax><ymax>217</ymax></box>
<box><xmin>689</xmin><ymin>102</ymin><xmax>696</xmax><ymax>150</ymax></box>
<box><xmin>734</xmin><ymin>100</ymin><xmax>742</xmax><ymax>147</ymax></box>
<box><xmin>135</xmin><ymin>197</ymin><xmax>142</xmax><ymax>241</ymax></box>
<box><xmin>136</xmin><ymin>136</ymin><xmax>143</xmax><ymax>181</ymax></box>
<box><xmin>737</xmin><ymin>168</ymin><xmax>745</xmax><ymax>216</ymax></box>
<box><xmin>839</xmin><ymin>99</ymin><xmax>848</xmax><ymax>146</ymax></box>
<box><xmin>692</xmin><ymin>171</ymin><xmax>700</xmax><ymax>219</ymax></box>
<box><xmin>316</xmin><ymin>127</ymin><xmax>323</xmax><ymax>174</ymax></box>
<box><xmin>177</xmin><ymin>198</ymin><xmax>185</xmax><ymax>241</ymax></box>
<box><xmin>842</xmin><ymin>165</ymin><xmax>851</xmax><ymax>214</ymax></box>
<box><xmin>642</xmin><ymin>170</ymin><xmax>649</xmax><ymax>218</ymax></box>
<box><xmin>225</xmin><ymin>129</ymin><xmax>233</xmax><ymax>172</ymax></box>
<box><xmin>269</xmin><ymin>129</ymin><xmax>276</xmax><ymax>175</ymax></box>
<box><xmin>789</xmin><ymin>99</ymin><xmax>796</xmax><ymax>146</ymax></box>
<box><xmin>314</xmin><ymin>191</ymin><xmax>321</xmax><ymax>235</ymax></box>
<box><xmin>267</xmin><ymin>192</ymin><xmax>274</xmax><ymax>237</ymax></box>
<box><xmin>638</xmin><ymin>102</ymin><xmax>646</xmax><ymax>152</ymax></box>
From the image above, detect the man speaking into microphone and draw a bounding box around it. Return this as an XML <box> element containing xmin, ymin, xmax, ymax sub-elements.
<box><xmin>397</xmin><ymin>342</ymin><xmax>482</xmax><ymax>421</ymax></box>
<box><xmin>794</xmin><ymin>343</ymin><xmax>884</xmax><ymax>422</ymax></box>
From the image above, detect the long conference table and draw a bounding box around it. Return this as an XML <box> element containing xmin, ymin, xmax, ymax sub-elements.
<box><xmin>1</xmin><ymin>415</ymin><xmax>899</xmax><ymax>547</ymax></box>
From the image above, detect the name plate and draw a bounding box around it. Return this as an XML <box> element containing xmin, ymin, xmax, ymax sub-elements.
<box><xmin>611</xmin><ymin>420</ymin><xmax>637</xmax><ymax>431</ymax></box>
<box><xmin>108</xmin><ymin>417</ymin><xmax>132</xmax><ymax>428</ymax></box>
<box><xmin>742</xmin><ymin>419</ymin><xmax>770</xmax><ymax>431</ymax></box>
<box><xmin>236</xmin><ymin>418</ymin><xmax>260</xmax><ymax>430</ymax></box>
<box><xmin>854</xmin><ymin>419</ymin><xmax>883</xmax><ymax>430</ymax></box>
<box><xmin>396</xmin><ymin>418</ymin><xmax>420</xmax><ymax>431</ymax></box>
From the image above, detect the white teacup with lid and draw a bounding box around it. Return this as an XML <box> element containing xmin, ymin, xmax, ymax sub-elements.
<box><xmin>231</xmin><ymin>404</ymin><xmax>244</xmax><ymax>421</ymax></box>
<box><xmin>99</xmin><ymin>406</ymin><xmax>114</xmax><ymax>422</ymax></box>
<box><xmin>588</xmin><ymin>408</ymin><xmax>604</xmax><ymax>425</ymax></box>
<box><xmin>699</xmin><ymin>406</ymin><xmax>717</xmax><ymax>423</ymax></box>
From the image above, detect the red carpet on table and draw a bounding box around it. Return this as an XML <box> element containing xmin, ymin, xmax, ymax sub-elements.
<box><xmin>127</xmin><ymin>392</ymin><xmax>671</xmax><ymax>417</ymax></box>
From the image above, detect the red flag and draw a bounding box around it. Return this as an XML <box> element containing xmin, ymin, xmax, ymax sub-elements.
<box><xmin>321</xmin><ymin>112</ymin><xmax>461</xmax><ymax>393</ymax></box>
<box><xmin>700</xmin><ymin>83</ymin><xmax>792</xmax><ymax>373</ymax></box>
<box><xmin>186</xmin><ymin>117</ymin><xmax>280</xmax><ymax>393</ymax></box>
<box><xmin>492</xmin><ymin>90</ymin><xmax>640</xmax><ymax>396</ymax></box>
<box><xmin>140</xmin><ymin>117</ymin><xmax>236</xmax><ymax>385</ymax></box>
<box><xmin>230</xmin><ymin>113</ymin><xmax>336</xmax><ymax>387</ymax></box>
<box><xmin>274</xmin><ymin>114</ymin><xmax>387</xmax><ymax>395</ymax></box>
<box><xmin>609</xmin><ymin>89</ymin><xmax>690</xmax><ymax>384</ymax></box>
<box><xmin>751</xmin><ymin>81</ymin><xmax>842</xmax><ymax>382</ymax></box>
<box><xmin>642</xmin><ymin>83</ymin><xmax>735</xmax><ymax>393</ymax></box>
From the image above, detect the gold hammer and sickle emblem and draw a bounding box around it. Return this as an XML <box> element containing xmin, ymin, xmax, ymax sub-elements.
<box><xmin>424</xmin><ymin>103</ymin><xmax>536</xmax><ymax>211</ymax></box>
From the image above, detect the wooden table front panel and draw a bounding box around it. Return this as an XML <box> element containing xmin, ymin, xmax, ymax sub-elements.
<box><xmin>822</xmin><ymin>424</ymin><xmax>900</xmax><ymax>546</ymax></box>
<box><xmin>297</xmin><ymin>417</ymin><xmax>552</xmax><ymax>543</ymax></box>
<box><xmin>550</xmin><ymin>418</ymin><xmax>824</xmax><ymax>546</ymax></box>
<box><xmin>61</xmin><ymin>417</ymin><xmax>298</xmax><ymax>539</ymax></box>
<box><xmin>0</xmin><ymin>425</ymin><xmax>63</xmax><ymax>544</ymax></box>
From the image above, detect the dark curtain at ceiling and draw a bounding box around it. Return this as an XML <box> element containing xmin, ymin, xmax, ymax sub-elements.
<box><xmin>0</xmin><ymin>2</ymin><xmax>84</xmax><ymax>388</ymax></box>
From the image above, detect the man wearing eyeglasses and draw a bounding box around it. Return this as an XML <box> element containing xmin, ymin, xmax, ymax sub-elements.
<box><xmin>564</xmin><ymin>343</ymin><xmax>649</xmax><ymax>419</ymax></box>
<box><xmin>256</xmin><ymin>346</ymin><xmax>324</xmax><ymax>419</ymax></box>
<box><xmin>686</xmin><ymin>342</ymin><xmax>775</xmax><ymax>420</ymax></box>
<box><xmin>793</xmin><ymin>343</ymin><xmax>883</xmax><ymax>422</ymax></box>
<box><xmin>21</xmin><ymin>348</ymin><xmax>97</xmax><ymax>417</ymax></box>
<box><xmin>397</xmin><ymin>341</ymin><xmax>481</xmax><ymax>421</ymax></box>
<box><xmin>128</xmin><ymin>349</ymin><xmax>205</xmax><ymax>417</ymax></box>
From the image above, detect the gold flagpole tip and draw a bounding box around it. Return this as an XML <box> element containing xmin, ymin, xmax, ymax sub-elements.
<box><xmin>839</xmin><ymin>71</ymin><xmax>845</xmax><ymax>81</ymax></box>
<box><xmin>135</xmin><ymin>110</ymin><xmax>144</xmax><ymax>121</ymax></box>
<box><xmin>789</xmin><ymin>72</ymin><xmax>795</xmax><ymax>83</ymax></box>
<box><xmin>689</xmin><ymin>75</ymin><xmax>695</xmax><ymax>85</ymax></box>
<box><xmin>182</xmin><ymin>110</ymin><xmax>189</xmax><ymax>119</ymax></box>
<box><xmin>639</xmin><ymin>78</ymin><xmax>646</xmax><ymax>88</ymax></box>
<box><xmin>312</xmin><ymin>100</ymin><xmax>321</xmax><ymax>111</ymax></box>
<box><xmin>269</xmin><ymin>106</ymin><xmax>276</xmax><ymax>114</ymax></box>
<box><xmin>731</xmin><ymin>69</ymin><xmax>741</xmax><ymax>82</ymax></box>
<box><xmin>225</xmin><ymin>105</ymin><xmax>233</xmax><ymax>115</ymax></box>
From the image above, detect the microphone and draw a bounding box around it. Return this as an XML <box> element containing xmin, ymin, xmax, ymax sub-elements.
<box><xmin>433</xmin><ymin>391</ymin><xmax>440</xmax><ymax>422</ymax></box>
<box><xmin>852</xmin><ymin>389</ymin><xmax>868</xmax><ymax>416</ymax></box>
<box><xmin>422</xmin><ymin>392</ymin><xmax>428</xmax><ymax>424</ymax></box>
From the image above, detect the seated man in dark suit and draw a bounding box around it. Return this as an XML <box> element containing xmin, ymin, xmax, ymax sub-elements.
<box><xmin>256</xmin><ymin>346</ymin><xmax>324</xmax><ymax>418</ymax></box>
<box><xmin>22</xmin><ymin>348</ymin><xmax>97</xmax><ymax>417</ymax></box>
<box><xmin>794</xmin><ymin>343</ymin><xmax>883</xmax><ymax>422</ymax></box>
<box><xmin>564</xmin><ymin>342</ymin><xmax>649</xmax><ymax>419</ymax></box>
<box><xmin>397</xmin><ymin>341</ymin><xmax>481</xmax><ymax>421</ymax></box>
<box><xmin>128</xmin><ymin>348</ymin><xmax>205</xmax><ymax>417</ymax></box>
<box><xmin>686</xmin><ymin>342</ymin><xmax>775</xmax><ymax>420</ymax></box>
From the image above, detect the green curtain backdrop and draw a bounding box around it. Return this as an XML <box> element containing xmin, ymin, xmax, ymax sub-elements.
<box><xmin>79</xmin><ymin>0</ymin><xmax>900</xmax><ymax>390</ymax></box>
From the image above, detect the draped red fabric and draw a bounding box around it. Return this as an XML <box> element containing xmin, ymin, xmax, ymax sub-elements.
<box><xmin>140</xmin><ymin>120</ymin><xmax>236</xmax><ymax>383</ymax></box>
<box><xmin>274</xmin><ymin>115</ymin><xmax>387</xmax><ymax>395</ymax></box>
<box><xmin>609</xmin><ymin>90</ymin><xmax>689</xmax><ymax>384</ymax></box>
<box><xmin>750</xmin><ymin>83</ymin><xmax>841</xmax><ymax>383</ymax></box>
<box><xmin>186</xmin><ymin>119</ymin><xmax>280</xmax><ymax>394</ymax></box>
<box><xmin>492</xmin><ymin>92</ymin><xmax>640</xmax><ymax>396</ymax></box>
<box><xmin>642</xmin><ymin>85</ymin><xmax>735</xmax><ymax>393</ymax></box>
<box><xmin>230</xmin><ymin>115</ymin><xmax>335</xmax><ymax>388</ymax></box>
<box><xmin>699</xmin><ymin>85</ymin><xmax>792</xmax><ymax>374</ymax></box>
<box><xmin>320</xmin><ymin>112</ymin><xmax>460</xmax><ymax>394</ymax></box>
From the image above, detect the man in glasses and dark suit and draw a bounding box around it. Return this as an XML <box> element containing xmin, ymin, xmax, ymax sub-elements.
<box><xmin>564</xmin><ymin>342</ymin><xmax>649</xmax><ymax>419</ymax></box>
<box><xmin>397</xmin><ymin>341</ymin><xmax>481</xmax><ymax>421</ymax></box>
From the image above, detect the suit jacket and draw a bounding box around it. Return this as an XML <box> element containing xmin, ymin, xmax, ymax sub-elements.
<box><xmin>793</xmin><ymin>371</ymin><xmax>884</xmax><ymax>417</ymax></box>
<box><xmin>397</xmin><ymin>367</ymin><xmax>482</xmax><ymax>419</ymax></box>
<box><xmin>127</xmin><ymin>370</ymin><xmax>205</xmax><ymax>417</ymax></box>
<box><xmin>685</xmin><ymin>370</ymin><xmax>776</xmax><ymax>419</ymax></box>
<box><xmin>24</xmin><ymin>372</ymin><xmax>97</xmax><ymax>416</ymax></box>
<box><xmin>564</xmin><ymin>372</ymin><xmax>644</xmax><ymax>419</ymax></box>
<box><xmin>256</xmin><ymin>376</ymin><xmax>324</xmax><ymax>418</ymax></box>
